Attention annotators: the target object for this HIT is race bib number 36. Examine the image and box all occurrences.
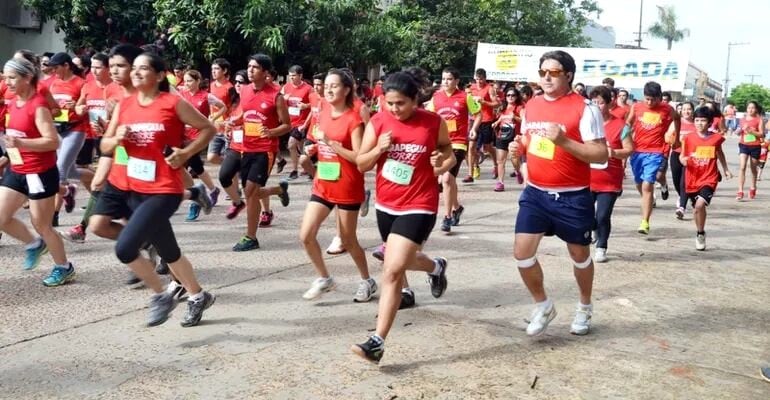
[528,135,555,160]
[382,158,414,185]
[127,157,156,182]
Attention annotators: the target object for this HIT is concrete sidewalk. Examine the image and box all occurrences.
[1,136,769,399]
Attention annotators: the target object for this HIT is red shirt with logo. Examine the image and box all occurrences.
[682,132,725,193]
[81,80,110,139]
[49,76,86,130]
[632,102,674,154]
[610,104,629,120]
[283,81,312,128]
[432,89,469,148]
[180,89,210,141]
[108,92,185,194]
[739,117,762,146]
[312,106,365,204]
[590,116,626,193]
[371,109,440,214]
[4,93,57,174]
[234,83,281,153]
[471,83,495,123]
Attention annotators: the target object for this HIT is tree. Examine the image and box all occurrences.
[727,83,770,112]
[648,5,689,50]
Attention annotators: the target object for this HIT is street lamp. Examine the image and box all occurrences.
[723,41,749,106]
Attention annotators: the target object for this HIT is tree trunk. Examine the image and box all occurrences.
[667,39,673,50]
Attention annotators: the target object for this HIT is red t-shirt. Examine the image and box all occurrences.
[590,117,625,193]
[234,83,281,153]
[49,75,86,129]
[609,104,629,120]
[682,132,725,193]
[0,81,9,133]
[108,93,185,194]
[81,80,110,139]
[39,75,56,89]
[739,117,762,146]
[471,83,495,123]
[306,91,324,142]
[180,89,210,141]
[5,93,57,174]
[432,89,469,148]
[209,80,234,133]
[632,102,674,154]
[283,81,312,128]
[371,109,440,214]
[311,106,365,204]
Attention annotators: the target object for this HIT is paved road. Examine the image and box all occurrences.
[1,136,769,399]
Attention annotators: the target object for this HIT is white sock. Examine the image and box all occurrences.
[578,302,592,310]
[55,262,72,270]
[430,259,442,276]
[189,291,205,302]
[165,281,180,294]
[536,298,553,311]
[370,334,384,346]
[25,237,43,250]
[401,287,413,294]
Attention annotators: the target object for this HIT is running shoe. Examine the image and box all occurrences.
[749,187,757,199]
[185,203,201,222]
[360,189,371,217]
[494,181,504,192]
[526,302,557,336]
[233,236,259,252]
[492,168,498,180]
[440,216,452,233]
[193,183,213,215]
[302,277,336,300]
[171,284,188,301]
[736,191,744,201]
[516,172,524,185]
[259,210,274,227]
[675,207,685,220]
[372,244,386,261]
[42,263,76,287]
[63,183,77,213]
[226,201,245,220]
[155,260,170,275]
[181,291,216,327]
[288,170,299,180]
[637,220,650,235]
[351,336,384,364]
[595,248,608,263]
[451,205,464,226]
[695,233,706,251]
[591,230,597,244]
[59,224,86,244]
[147,292,176,327]
[353,278,377,303]
[760,366,770,383]
[23,240,48,270]
[276,158,287,174]
[510,171,517,178]
[428,257,448,298]
[278,180,290,207]
[209,187,221,207]
[472,166,481,180]
[399,288,416,309]
[126,272,142,288]
[660,183,669,200]
[569,304,593,335]
[326,236,346,255]
[461,175,474,183]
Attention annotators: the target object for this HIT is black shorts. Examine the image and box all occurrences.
[376,209,436,245]
[477,122,495,145]
[92,183,133,219]
[448,149,466,177]
[186,151,205,177]
[76,138,96,166]
[495,136,513,151]
[515,185,595,246]
[739,144,761,160]
[289,127,305,141]
[240,151,275,187]
[0,166,60,200]
[310,194,361,211]
[687,186,714,206]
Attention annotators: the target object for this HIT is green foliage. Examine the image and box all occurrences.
[648,5,689,50]
[728,84,770,112]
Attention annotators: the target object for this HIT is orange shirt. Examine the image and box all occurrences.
[682,132,725,193]
[282,81,313,128]
[312,106,365,204]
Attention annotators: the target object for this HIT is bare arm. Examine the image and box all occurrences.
[324,123,363,164]
[434,119,456,176]
[265,95,292,137]
[14,107,60,151]
[356,121,388,173]
[99,103,123,154]
[611,135,635,160]
[717,147,732,178]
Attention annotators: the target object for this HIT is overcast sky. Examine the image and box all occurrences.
[593,0,767,93]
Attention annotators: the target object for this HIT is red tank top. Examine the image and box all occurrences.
[5,93,57,174]
[739,117,762,146]
[49,75,86,129]
[371,109,440,214]
[311,106,365,204]
[82,80,110,139]
[108,93,185,194]
[233,84,281,153]
[180,89,210,141]
[432,89,469,147]
[282,81,312,128]
[682,132,725,193]
[632,103,673,153]
[524,93,594,189]
[590,117,625,193]
[471,83,495,122]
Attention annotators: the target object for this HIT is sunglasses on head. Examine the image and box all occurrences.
[538,69,565,78]
[506,93,516,97]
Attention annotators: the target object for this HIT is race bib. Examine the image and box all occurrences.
[695,146,715,159]
[744,134,757,143]
[288,106,301,116]
[127,157,156,182]
[244,121,264,137]
[54,111,69,123]
[232,129,244,143]
[88,109,107,124]
[114,145,129,165]
[382,158,415,185]
[7,148,23,165]
[528,135,555,160]
[445,119,457,132]
[451,143,468,151]
[317,161,341,181]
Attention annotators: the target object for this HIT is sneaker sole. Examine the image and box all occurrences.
[326,249,347,255]
[43,271,76,287]
[350,344,381,364]
[302,282,337,300]
[760,368,770,383]
[569,326,590,335]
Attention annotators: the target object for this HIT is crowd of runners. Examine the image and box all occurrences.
[0,45,765,366]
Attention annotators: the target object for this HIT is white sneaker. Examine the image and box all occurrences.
[302,277,336,300]
[570,304,593,335]
[595,248,608,263]
[325,236,346,255]
[675,207,685,220]
[353,278,377,303]
[695,233,706,251]
[526,302,557,336]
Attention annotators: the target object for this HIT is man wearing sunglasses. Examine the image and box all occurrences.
[509,50,608,337]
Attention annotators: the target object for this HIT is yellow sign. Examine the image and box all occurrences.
[495,51,518,72]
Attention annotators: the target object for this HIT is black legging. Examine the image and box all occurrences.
[670,150,687,209]
[218,149,241,188]
[115,193,183,264]
[593,191,619,250]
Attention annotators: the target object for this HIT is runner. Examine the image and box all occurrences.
[511,51,607,337]
[589,86,633,263]
[627,81,678,235]
[463,68,498,183]
[735,101,764,200]
[351,70,454,363]
[282,65,313,180]
[228,53,291,251]
[98,52,216,326]
[679,107,732,250]
[206,58,235,165]
[218,69,248,218]
[0,57,77,286]
[298,72,325,180]
[491,87,523,192]
[671,102,696,219]
[610,89,630,120]
[299,69,376,302]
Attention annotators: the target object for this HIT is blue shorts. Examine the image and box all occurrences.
[515,185,595,246]
[630,152,665,184]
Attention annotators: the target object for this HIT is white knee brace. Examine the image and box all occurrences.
[516,255,538,268]
[573,257,593,269]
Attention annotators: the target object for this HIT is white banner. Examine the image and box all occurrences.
[475,42,689,92]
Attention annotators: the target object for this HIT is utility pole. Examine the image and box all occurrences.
[745,74,761,84]
[636,0,644,49]
[723,41,749,106]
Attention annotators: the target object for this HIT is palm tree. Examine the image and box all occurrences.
[648,5,690,50]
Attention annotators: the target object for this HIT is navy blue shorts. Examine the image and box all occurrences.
[739,144,761,160]
[515,185,595,245]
